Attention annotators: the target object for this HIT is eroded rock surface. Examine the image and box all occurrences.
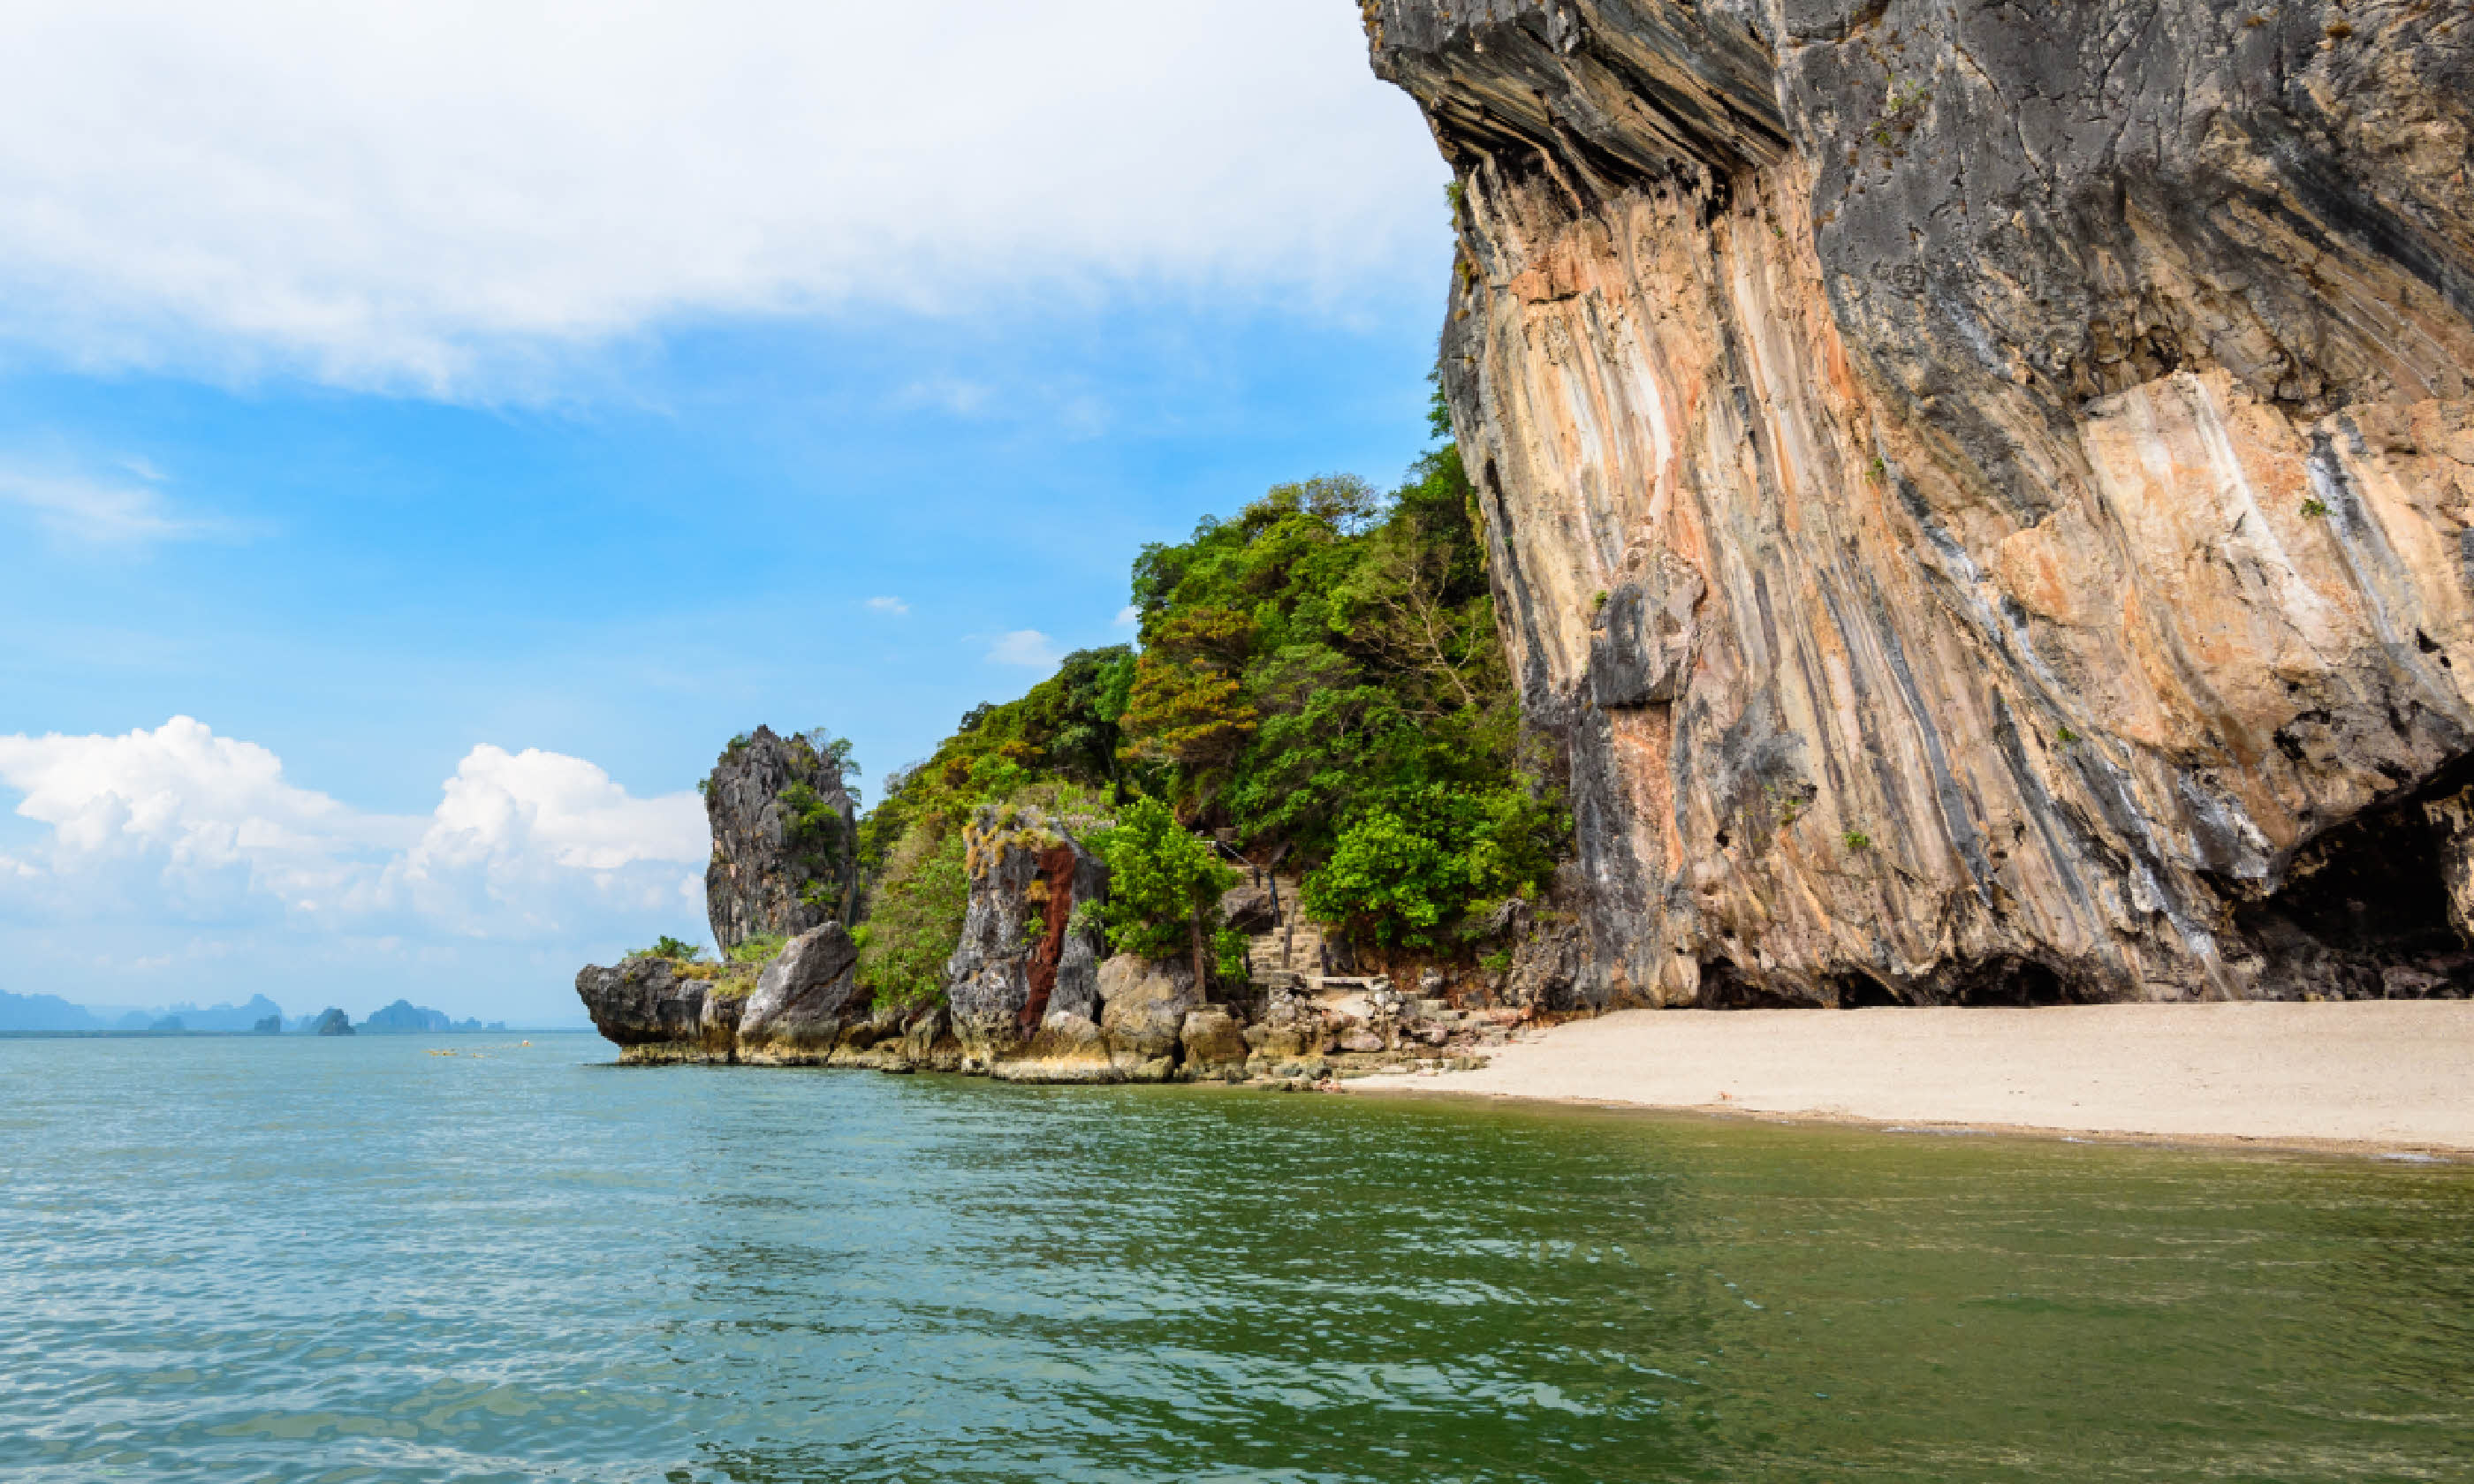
[575,957,740,1064]
[1369,0,2474,1004]
[944,805,1111,1068]
[736,924,865,1064]
[704,726,857,954]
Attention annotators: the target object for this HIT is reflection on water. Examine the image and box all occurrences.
[2,1034,2467,1482]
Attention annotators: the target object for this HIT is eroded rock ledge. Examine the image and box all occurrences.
[578,805,1523,1080]
[1371,0,2474,1004]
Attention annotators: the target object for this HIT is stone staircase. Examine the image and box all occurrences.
[1236,871,1330,989]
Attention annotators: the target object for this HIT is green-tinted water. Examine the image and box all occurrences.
[1,1034,2466,1481]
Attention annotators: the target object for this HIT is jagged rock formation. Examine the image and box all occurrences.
[944,804,1113,1071]
[309,1008,353,1036]
[736,925,868,1064]
[574,955,743,1063]
[703,726,857,954]
[1368,0,2474,1004]
[580,795,1526,1079]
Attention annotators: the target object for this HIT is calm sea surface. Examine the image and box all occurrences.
[2,1033,2468,1482]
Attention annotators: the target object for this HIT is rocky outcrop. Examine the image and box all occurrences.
[574,956,742,1064]
[310,1008,353,1036]
[735,925,867,1064]
[703,726,857,954]
[1369,0,2474,1004]
[944,804,1112,1069]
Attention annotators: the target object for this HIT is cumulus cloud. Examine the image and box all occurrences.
[0,0,1445,392]
[987,630,1066,669]
[1113,605,1140,630]
[0,717,706,939]
[866,596,909,616]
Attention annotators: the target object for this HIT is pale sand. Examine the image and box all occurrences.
[1347,1002,2474,1154]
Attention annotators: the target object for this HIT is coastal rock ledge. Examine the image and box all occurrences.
[1370,0,2474,1004]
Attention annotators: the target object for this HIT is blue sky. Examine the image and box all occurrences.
[0,0,1452,1025]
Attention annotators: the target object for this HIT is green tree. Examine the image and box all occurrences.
[854,826,971,1010]
[1095,796,1238,984]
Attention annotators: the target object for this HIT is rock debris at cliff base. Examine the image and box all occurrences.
[1368,0,2474,1005]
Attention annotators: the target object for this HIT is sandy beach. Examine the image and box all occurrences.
[1348,1001,2474,1154]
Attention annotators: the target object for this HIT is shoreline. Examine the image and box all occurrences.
[1342,1001,2474,1159]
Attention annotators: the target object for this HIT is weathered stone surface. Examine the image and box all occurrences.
[945,805,1110,1067]
[1370,0,2474,1004]
[1097,954,1200,1081]
[736,923,864,1064]
[575,957,736,1064]
[989,1011,1120,1083]
[703,725,857,955]
[1180,1006,1250,1080]
[1218,883,1279,934]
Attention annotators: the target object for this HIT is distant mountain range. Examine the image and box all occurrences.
[0,990,505,1034]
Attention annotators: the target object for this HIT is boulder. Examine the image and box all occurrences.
[1218,883,1279,934]
[1180,1006,1250,1080]
[574,957,732,1064]
[736,923,864,1064]
[1097,954,1199,1082]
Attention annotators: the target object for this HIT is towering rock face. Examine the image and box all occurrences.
[703,726,858,954]
[944,805,1112,1068]
[1370,1,2474,1004]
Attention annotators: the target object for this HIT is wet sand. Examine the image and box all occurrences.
[1348,1001,2474,1154]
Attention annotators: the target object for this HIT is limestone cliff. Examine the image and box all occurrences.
[943,804,1114,1071]
[703,726,858,953]
[1369,0,2474,1003]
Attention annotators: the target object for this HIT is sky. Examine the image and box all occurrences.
[0,0,1454,1026]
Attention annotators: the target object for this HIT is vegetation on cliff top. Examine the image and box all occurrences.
[740,378,1564,1005]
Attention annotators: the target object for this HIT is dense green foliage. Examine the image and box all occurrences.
[822,375,1563,998]
[1116,388,1564,949]
[727,934,788,965]
[1090,797,1238,962]
[853,826,970,1011]
[634,935,707,963]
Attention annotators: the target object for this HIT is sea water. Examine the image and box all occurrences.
[1,1032,2467,1482]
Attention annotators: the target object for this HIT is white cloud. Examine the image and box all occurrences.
[0,1,1446,393]
[986,630,1066,670]
[1113,605,1140,630]
[0,465,206,543]
[866,596,909,616]
[0,717,706,940]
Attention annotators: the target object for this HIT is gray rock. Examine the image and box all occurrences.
[1180,1006,1250,1080]
[1218,883,1279,934]
[944,805,1109,1067]
[1097,954,1200,1081]
[309,1008,353,1037]
[703,725,856,956]
[737,923,863,1064]
[573,957,732,1063]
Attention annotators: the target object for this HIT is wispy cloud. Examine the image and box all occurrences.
[894,379,993,418]
[0,466,208,543]
[866,595,910,616]
[986,630,1065,669]
[1113,605,1139,629]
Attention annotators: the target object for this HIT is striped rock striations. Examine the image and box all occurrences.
[1368,0,2474,1003]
